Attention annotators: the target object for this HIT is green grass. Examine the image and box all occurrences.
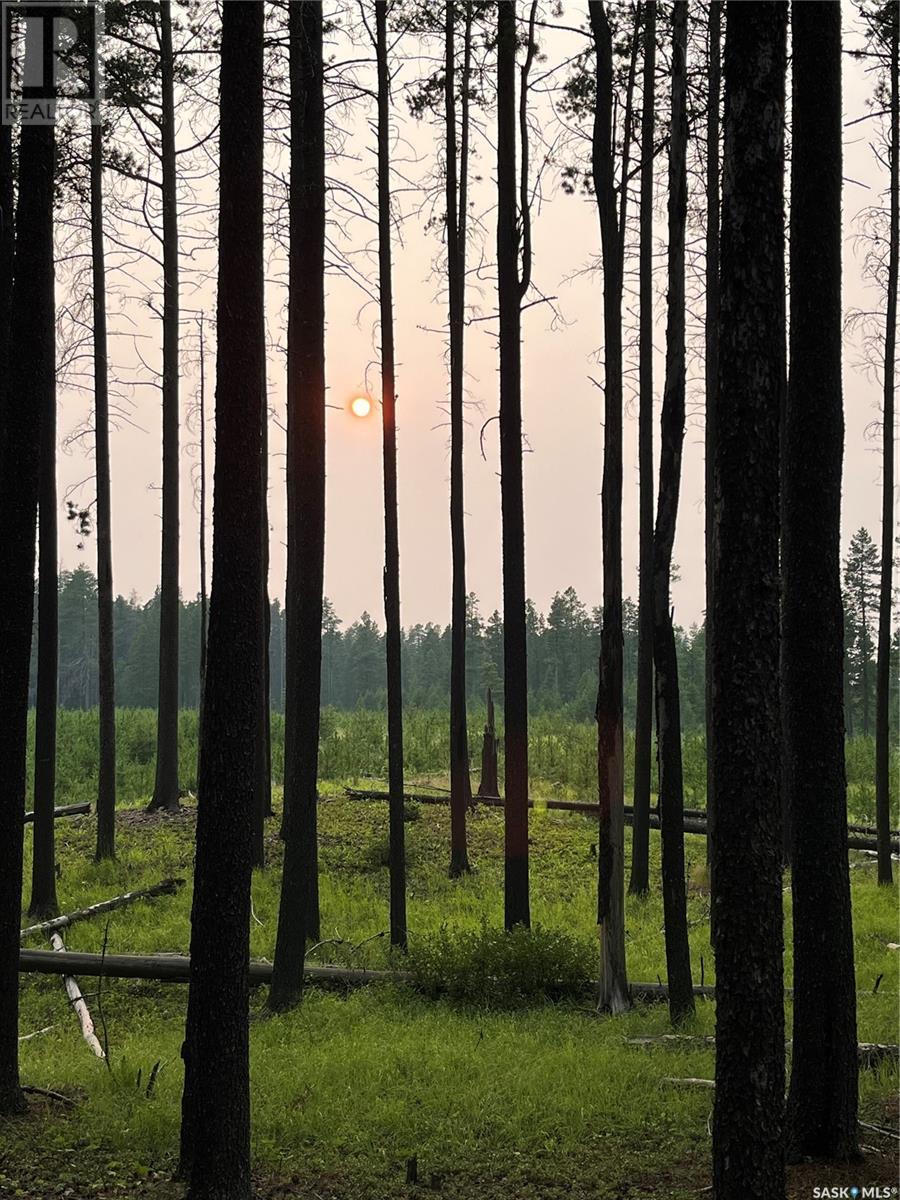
[33,707,899,826]
[10,768,900,1199]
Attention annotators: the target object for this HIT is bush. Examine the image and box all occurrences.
[406,921,595,1008]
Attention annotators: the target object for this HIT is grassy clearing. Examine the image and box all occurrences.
[9,772,899,1198]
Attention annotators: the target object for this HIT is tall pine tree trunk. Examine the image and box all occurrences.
[376,0,408,950]
[252,398,272,868]
[498,0,532,931]
[92,122,117,862]
[875,1,898,887]
[653,0,693,1025]
[711,6,787,1197]
[784,2,859,1160]
[590,0,628,1011]
[629,0,655,900]
[704,1,720,873]
[447,0,473,879]
[0,122,13,466]
[30,279,59,919]
[270,0,327,1011]
[149,0,181,813]
[178,5,264,1194]
[0,113,55,1115]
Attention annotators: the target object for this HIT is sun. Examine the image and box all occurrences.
[350,395,371,419]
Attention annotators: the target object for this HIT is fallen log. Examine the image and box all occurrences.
[18,1024,56,1042]
[23,802,90,824]
[50,933,105,1058]
[21,949,397,988]
[625,1034,898,1068]
[20,878,184,940]
[14,950,713,1002]
[344,789,898,853]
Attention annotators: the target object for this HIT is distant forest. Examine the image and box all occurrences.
[34,524,896,732]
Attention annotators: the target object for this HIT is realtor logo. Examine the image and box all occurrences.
[2,1,102,125]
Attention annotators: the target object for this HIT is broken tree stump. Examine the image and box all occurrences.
[476,688,499,799]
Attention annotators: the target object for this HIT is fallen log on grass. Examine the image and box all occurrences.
[15,949,716,1002]
[20,878,185,940]
[20,948,398,988]
[50,933,105,1058]
[345,789,898,854]
[626,1034,898,1069]
[23,802,90,824]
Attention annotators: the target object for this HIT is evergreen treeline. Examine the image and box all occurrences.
[35,525,897,733]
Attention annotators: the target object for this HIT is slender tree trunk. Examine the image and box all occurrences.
[30,196,60,918]
[498,0,532,930]
[704,0,720,874]
[178,6,263,1194]
[270,0,326,1011]
[653,0,693,1025]
[92,122,116,863]
[590,0,628,1011]
[195,316,207,791]
[0,114,55,1116]
[784,2,859,1160]
[876,1,898,886]
[629,0,655,900]
[447,0,473,878]
[711,6,787,1198]
[0,122,13,469]
[861,599,870,737]
[252,402,272,868]
[149,0,181,813]
[376,0,407,950]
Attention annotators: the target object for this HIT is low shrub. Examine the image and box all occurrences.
[406,920,595,1008]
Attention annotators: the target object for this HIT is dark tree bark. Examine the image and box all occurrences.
[177,5,264,1196]
[711,5,787,1198]
[376,0,408,950]
[447,0,474,879]
[875,0,898,887]
[653,0,693,1025]
[198,315,208,683]
[704,1,720,874]
[476,687,499,799]
[498,0,535,931]
[784,1,859,1161]
[270,0,326,1011]
[196,315,207,791]
[252,403,272,869]
[629,0,655,901]
[149,0,181,813]
[29,267,60,919]
[92,122,117,863]
[0,115,55,1116]
[590,0,634,1011]
[0,122,13,465]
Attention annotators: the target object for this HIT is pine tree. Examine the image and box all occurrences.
[177,4,264,1193]
[711,4,787,1196]
[784,1,859,1160]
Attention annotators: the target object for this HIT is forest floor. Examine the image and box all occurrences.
[7,784,900,1199]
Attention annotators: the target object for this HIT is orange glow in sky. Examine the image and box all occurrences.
[350,395,372,418]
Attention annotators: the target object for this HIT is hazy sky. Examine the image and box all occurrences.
[53,2,896,635]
